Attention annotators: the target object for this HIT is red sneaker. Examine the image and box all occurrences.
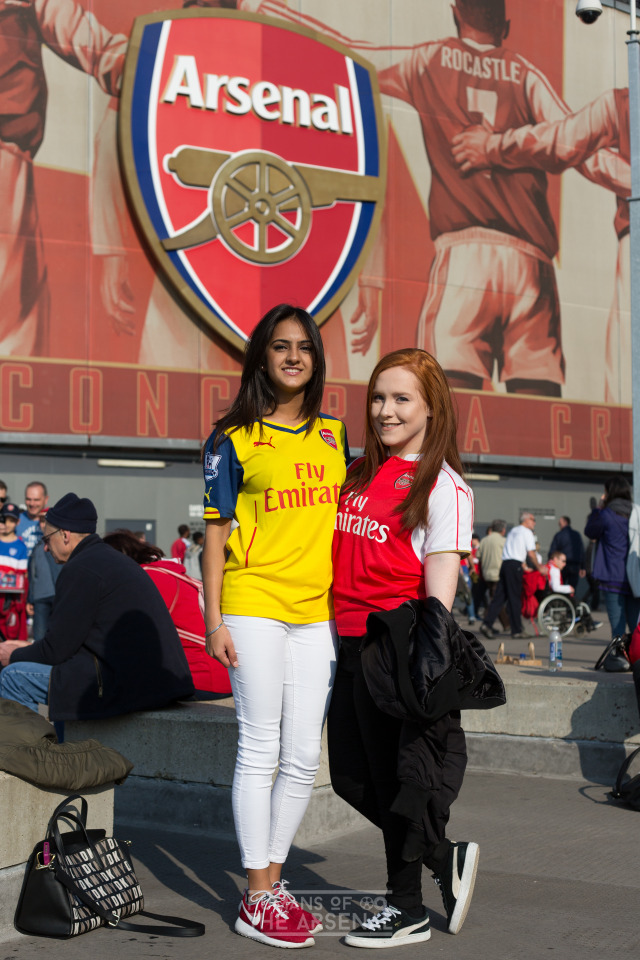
[272,880,323,934]
[235,890,315,948]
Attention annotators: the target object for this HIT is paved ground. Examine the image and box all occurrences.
[4,769,639,959]
[453,607,636,682]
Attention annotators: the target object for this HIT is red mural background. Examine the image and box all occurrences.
[0,0,631,462]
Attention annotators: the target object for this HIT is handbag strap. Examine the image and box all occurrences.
[594,636,625,670]
[53,865,205,937]
[47,795,88,836]
[612,745,640,798]
[50,810,108,872]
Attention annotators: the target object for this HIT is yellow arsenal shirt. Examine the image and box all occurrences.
[203,415,349,623]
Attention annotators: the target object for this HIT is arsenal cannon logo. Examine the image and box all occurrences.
[119,9,386,349]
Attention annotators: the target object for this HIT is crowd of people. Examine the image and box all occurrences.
[1,306,639,950]
[453,493,640,642]
[0,481,50,642]
[460,513,589,638]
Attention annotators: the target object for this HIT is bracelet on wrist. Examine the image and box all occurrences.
[205,622,224,638]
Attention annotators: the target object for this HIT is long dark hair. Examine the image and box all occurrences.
[603,475,632,507]
[103,529,164,564]
[343,349,465,530]
[212,303,325,450]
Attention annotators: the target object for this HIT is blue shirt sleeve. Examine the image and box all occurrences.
[203,430,244,519]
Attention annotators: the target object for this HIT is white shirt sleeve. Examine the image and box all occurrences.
[548,564,573,594]
[36,0,127,96]
[488,89,630,198]
[524,528,537,553]
[411,466,473,562]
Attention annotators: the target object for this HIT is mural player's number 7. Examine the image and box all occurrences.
[466,87,498,128]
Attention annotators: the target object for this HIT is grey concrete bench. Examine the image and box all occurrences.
[463,667,640,782]
[65,698,367,844]
[0,775,114,942]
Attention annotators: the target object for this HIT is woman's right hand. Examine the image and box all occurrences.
[206,622,238,668]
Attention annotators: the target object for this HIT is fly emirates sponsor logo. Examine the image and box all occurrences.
[335,493,390,544]
[264,462,341,513]
[162,56,354,134]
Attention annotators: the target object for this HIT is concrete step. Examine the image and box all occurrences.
[463,666,640,744]
[112,779,367,846]
[466,731,636,783]
[66,700,367,842]
[463,664,640,781]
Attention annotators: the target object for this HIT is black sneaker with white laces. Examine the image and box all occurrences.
[344,905,430,949]
[432,840,479,935]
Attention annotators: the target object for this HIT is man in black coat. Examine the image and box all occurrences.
[0,493,194,721]
[548,516,586,591]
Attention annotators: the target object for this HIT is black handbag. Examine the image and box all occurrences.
[594,635,631,672]
[15,794,205,939]
[609,746,640,810]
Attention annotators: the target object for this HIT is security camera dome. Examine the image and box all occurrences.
[575,0,603,24]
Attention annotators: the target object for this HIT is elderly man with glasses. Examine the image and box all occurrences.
[0,493,194,732]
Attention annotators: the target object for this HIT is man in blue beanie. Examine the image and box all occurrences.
[0,493,194,722]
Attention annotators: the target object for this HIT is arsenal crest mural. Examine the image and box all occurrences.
[0,0,633,465]
[119,9,386,348]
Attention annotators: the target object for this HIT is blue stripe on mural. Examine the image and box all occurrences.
[313,201,376,316]
[131,22,166,240]
[353,62,379,177]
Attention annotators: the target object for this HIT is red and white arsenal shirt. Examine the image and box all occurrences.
[332,456,473,636]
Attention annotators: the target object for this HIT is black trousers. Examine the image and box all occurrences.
[583,574,600,612]
[484,579,510,629]
[484,559,523,635]
[327,636,467,911]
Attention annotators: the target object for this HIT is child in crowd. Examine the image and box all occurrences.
[0,503,28,641]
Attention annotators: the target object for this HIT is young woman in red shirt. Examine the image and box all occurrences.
[330,348,478,948]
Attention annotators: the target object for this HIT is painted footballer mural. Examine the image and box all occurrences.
[0,0,633,463]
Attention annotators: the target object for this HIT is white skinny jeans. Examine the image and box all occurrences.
[224,614,338,869]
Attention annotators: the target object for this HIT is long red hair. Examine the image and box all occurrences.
[344,349,465,529]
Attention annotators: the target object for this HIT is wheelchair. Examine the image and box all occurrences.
[536,594,597,637]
